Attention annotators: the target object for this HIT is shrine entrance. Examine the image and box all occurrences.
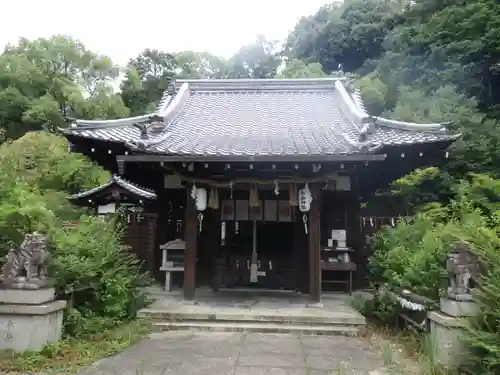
[213,189,305,291]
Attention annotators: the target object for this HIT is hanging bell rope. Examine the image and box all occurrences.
[249,183,260,207]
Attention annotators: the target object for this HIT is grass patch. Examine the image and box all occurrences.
[358,320,458,375]
[0,319,151,374]
[351,294,455,375]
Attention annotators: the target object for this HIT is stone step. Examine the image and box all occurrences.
[151,321,360,336]
[137,310,365,326]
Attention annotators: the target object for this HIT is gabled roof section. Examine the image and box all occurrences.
[68,175,157,202]
[61,78,459,157]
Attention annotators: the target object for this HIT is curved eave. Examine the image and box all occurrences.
[67,175,157,202]
[61,130,133,145]
[62,90,173,131]
[378,136,458,153]
[374,117,451,133]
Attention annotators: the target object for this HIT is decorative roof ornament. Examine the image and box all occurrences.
[147,115,167,134]
[134,122,149,140]
[358,117,377,142]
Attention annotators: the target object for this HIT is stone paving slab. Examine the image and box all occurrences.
[78,331,387,375]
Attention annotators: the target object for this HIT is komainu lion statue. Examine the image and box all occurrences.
[0,232,51,289]
[446,242,481,298]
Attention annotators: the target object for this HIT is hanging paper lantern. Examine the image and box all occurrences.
[298,183,313,213]
[195,188,207,211]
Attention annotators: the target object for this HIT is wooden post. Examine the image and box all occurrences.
[308,184,321,303]
[183,189,198,300]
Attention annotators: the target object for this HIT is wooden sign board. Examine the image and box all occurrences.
[97,203,116,214]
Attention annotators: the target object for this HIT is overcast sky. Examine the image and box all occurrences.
[1,0,330,66]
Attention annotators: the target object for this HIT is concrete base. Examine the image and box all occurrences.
[428,311,468,368]
[0,287,55,305]
[440,298,478,317]
[0,290,66,352]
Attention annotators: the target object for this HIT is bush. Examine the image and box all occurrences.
[0,183,56,254]
[0,131,109,193]
[368,213,453,302]
[365,171,500,374]
[49,216,150,337]
[446,212,500,374]
[0,132,148,338]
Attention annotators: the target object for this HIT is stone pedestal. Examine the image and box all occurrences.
[428,297,477,368]
[0,288,67,352]
[440,297,478,317]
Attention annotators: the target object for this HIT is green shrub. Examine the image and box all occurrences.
[366,171,500,374]
[368,213,452,301]
[446,212,500,374]
[0,132,148,338]
[0,132,109,193]
[48,216,150,337]
[0,183,56,254]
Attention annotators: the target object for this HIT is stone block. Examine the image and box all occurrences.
[440,298,478,317]
[0,299,66,352]
[447,290,473,301]
[0,287,55,305]
[428,311,468,368]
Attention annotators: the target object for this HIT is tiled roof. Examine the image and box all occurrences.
[61,78,458,157]
[68,175,157,201]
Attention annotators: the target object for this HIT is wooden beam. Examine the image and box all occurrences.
[183,189,198,300]
[117,154,387,163]
[308,183,322,303]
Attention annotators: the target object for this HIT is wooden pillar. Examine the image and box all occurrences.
[308,184,321,303]
[183,190,198,300]
[351,171,364,289]
[293,214,302,292]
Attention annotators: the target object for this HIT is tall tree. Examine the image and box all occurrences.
[279,59,327,78]
[285,0,402,74]
[0,36,128,139]
[120,49,176,115]
[175,51,230,79]
[229,36,282,78]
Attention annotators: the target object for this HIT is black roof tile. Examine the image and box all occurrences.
[61,78,458,157]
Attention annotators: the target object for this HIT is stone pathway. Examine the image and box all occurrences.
[79,332,387,375]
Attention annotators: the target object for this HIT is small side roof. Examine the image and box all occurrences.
[68,175,157,202]
[61,78,459,158]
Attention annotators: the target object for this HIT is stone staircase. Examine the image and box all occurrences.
[137,288,366,336]
[138,309,365,335]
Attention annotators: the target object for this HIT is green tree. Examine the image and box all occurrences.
[285,0,403,74]
[175,51,230,79]
[279,59,327,78]
[0,36,128,139]
[120,49,176,115]
[229,35,282,78]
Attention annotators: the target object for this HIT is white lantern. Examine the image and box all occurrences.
[195,188,207,211]
[298,183,312,213]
